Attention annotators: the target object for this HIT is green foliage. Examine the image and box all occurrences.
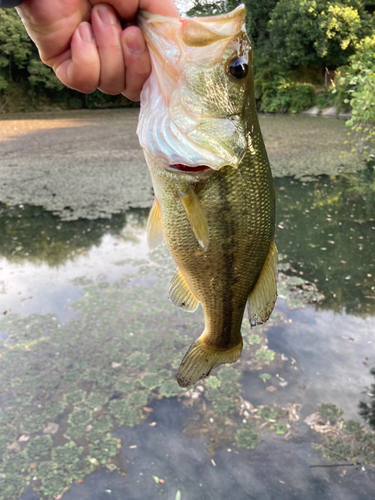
[0,10,33,72]
[27,60,64,91]
[243,0,279,45]
[268,0,373,70]
[260,79,316,113]
[27,435,53,460]
[254,48,317,113]
[342,419,364,435]
[0,473,27,500]
[334,36,375,160]
[274,422,288,434]
[35,462,71,498]
[359,367,375,429]
[187,0,227,16]
[318,403,344,421]
[0,10,134,112]
[255,348,276,361]
[258,406,277,420]
[235,422,261,449]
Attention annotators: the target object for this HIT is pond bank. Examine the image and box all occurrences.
[0,109,365,221]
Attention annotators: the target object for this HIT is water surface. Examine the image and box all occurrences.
[0,173,374,500]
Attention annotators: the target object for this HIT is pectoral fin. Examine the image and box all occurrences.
[247,241,278,327]
[179,186,209,251]
[147,198,164,252]
[169,269,199,312]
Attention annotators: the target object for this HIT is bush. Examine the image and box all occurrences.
[0,9,134,113]
[268,0,374,70]
[257,76,316,113]
[334,36,375,160]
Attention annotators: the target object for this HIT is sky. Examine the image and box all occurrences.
[174,0,195,15]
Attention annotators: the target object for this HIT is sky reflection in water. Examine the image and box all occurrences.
[0,174,374,500]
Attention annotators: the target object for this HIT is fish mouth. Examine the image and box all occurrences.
[166,164,213,174]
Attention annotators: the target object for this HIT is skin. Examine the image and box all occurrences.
[16,0,179,100]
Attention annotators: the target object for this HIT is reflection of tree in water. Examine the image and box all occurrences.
[0,204,149,267]
[359,367,375,430]
[1,170,374,315]
[275,170,375,317]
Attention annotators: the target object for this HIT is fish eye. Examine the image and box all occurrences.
[228,57,248,80]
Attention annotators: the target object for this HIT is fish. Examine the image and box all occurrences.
[137,4,277,388]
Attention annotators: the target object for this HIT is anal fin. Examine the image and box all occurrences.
[177,338,243,388]
[169,269,199,312]
[147,198,164,252]
[247,241,278,327]
[179,186,209,251]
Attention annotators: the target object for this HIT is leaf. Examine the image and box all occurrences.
[175,490,182,500]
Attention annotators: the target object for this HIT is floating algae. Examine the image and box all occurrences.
[305,404,375,466]
[0,174,374,498]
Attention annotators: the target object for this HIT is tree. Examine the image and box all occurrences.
[187,0,227,16]
[0,9,34,88]
[268,0,374,70]
[334,35,375,160]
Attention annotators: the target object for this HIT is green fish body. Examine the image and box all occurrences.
[137,6,277,387]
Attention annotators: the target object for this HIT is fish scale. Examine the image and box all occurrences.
[137,5,277,387]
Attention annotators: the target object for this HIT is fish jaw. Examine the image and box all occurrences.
[137,6,254,174]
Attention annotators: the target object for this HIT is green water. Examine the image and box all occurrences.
[0,172,374,500]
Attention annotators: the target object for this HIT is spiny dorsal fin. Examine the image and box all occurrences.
[247,241,278,327]
[169,269,199,312]
[147,198,164,252]
[177,338,243,388]
[179,186,209,251]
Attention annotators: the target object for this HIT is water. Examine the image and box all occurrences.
[0,173,374,500]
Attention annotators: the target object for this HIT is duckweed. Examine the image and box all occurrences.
[0,214,336,499]
[27,435,53,461]
[88,436,120,464]
[255,349,276,362]
[258,406,277,421]
[35,462,71,498]
[235,423,261,450]
[86,392,110,409]
[109,399,143,427]
[318,403,344,421]
[51,442,83,469]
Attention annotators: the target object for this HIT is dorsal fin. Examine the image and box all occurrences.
[247,241,278,327]
[147,198,164,252]
[169,269,199,312]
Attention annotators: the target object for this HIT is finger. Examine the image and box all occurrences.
[17,1,92,64]
[121,26,151,101]
[89,0,179,21]
[91,4,125,94]
[53,22,100,93]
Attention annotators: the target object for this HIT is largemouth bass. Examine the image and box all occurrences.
[137,5,277,387]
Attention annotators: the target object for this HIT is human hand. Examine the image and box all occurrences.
[16,0,179,100]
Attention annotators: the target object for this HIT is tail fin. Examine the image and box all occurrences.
[176,338,243,388]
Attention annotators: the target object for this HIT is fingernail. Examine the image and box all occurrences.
[79,23,94,42]
[97,5,117,25]
[126,33,146,54]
